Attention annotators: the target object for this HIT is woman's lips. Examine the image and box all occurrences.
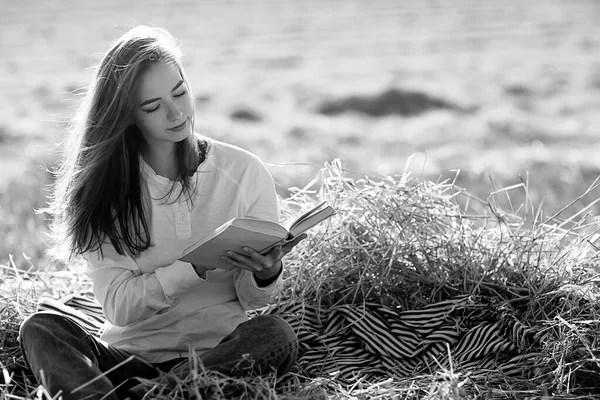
[168,119,187,131]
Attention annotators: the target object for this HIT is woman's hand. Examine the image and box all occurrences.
[221,233,308,281]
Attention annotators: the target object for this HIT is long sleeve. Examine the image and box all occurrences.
[233,268,282,311]
[233,166,282,310]
[85,244,202,327]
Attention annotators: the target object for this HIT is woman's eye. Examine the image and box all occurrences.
[143,105,160,113]
[174,90,187,98]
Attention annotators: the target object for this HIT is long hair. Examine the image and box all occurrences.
[46,26,202,260]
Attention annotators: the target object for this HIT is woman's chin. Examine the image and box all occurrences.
[172,126,192,142]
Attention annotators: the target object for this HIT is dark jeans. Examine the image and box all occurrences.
[19,312,298,400]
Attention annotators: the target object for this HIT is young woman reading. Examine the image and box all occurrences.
[19,25,304,400]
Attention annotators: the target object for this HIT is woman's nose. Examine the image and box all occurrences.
[166,102,183,121]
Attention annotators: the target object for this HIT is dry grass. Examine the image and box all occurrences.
[2,160,600,399]
[0,163,53,271]
[274,161,600,397]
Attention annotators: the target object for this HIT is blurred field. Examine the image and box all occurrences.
[1,0,600,268]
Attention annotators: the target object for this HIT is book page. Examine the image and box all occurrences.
[287,202,335,237]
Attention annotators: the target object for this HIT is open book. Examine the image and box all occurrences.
[179,201,336,270]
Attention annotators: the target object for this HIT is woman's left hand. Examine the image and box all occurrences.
[221,233,308,280]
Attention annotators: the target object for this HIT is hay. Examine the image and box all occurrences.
[276,161,592,308]
[273,159,600,396]
[2,159,600,398]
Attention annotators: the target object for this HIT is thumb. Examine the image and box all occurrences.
[283,233,308,251]
[294,233,308,244]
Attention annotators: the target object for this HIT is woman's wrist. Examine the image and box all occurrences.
[254,261,283,287]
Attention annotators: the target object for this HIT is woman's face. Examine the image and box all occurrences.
[133,60,194,152]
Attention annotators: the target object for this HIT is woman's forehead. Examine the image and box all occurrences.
[136,61,182,100]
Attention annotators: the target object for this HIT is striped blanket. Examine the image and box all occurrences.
[37,294,542,385]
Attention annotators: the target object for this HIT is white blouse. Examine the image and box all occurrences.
[83,137,281,363]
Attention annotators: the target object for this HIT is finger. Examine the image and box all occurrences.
[253,246,285,270]
[241,247,284,273]
[293,233,308,244]
[241,246,269,264]
[268,245,285,262]
[225,249,281,273]
[282,233,308,253]
[221,255,249,271]
[222,251,264,271]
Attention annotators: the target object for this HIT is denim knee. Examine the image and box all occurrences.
[17,312,89,374]
[19,312,80,344]
[250,314,297,345]
[18,313,122,400]
[251,314,299,373]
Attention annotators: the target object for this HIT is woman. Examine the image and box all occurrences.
[19,25,303,400]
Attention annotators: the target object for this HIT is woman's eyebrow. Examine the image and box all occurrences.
[140,80,185,107]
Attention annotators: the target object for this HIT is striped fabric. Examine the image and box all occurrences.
[271,297,544,383]
[37,294,106,338]
[36,294,543,384]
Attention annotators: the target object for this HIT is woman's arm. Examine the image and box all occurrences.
[85,245,202,327]
[231,234,306,310]
[230,171,287,310]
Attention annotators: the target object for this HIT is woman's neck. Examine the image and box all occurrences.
[142,145,179,181]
